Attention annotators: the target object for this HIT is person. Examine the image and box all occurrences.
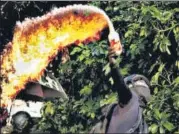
[90,45,151,133]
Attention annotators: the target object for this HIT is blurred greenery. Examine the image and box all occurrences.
[0,1,179,133]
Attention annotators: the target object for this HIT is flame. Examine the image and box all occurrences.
[0,5,109,107]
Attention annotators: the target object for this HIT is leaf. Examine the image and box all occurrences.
[150,6,161,20]
[80,84,93,95]
[78,54,85,61]
[166,47,171,55]
[173,26,179,41]
[140,27,147,37]
[61,115,66,120]
[161,11,172,23]
[154,109,161,120]
[175,61,179,69]
[84,59,94,65]
[159,36,171,54]
[159,127,165,133]
[124,30,133,38]
[109,77,114,85]
[158,64,165,72]
[151,72,160,84]
[162,113,170,120]
[100,93,117,107]
[149,124,158,133]
[91,113,95,119]
[103,63,111,76]
[45,102,54,116]
[70,47,82,55]
[154,87,158,94]
[173,77,179,88]
[163,121,175,131]
[141,6,149,15]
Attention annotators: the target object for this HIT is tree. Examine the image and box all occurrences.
[0,1,178,133]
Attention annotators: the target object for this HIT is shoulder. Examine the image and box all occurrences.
[119,90,139,110]
[89,103,118,133]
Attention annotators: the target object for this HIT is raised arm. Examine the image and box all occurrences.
[108,47,132,106]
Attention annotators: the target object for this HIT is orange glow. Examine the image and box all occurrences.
[0,8,108,107]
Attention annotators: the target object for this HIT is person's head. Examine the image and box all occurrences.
[124,74,151,104]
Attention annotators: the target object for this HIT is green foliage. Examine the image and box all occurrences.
[36,1,179,133]
[145,67,179,133]
[37,40,120,133]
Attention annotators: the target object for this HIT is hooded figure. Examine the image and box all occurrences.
[90,46,151,133]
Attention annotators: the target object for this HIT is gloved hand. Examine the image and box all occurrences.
[108,45,123,65]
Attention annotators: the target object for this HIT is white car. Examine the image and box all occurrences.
[2,73,68,133]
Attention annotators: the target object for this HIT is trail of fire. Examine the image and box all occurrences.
[0,5,107,107]
[0,5,121,107]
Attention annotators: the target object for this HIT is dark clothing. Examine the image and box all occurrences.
[110,63,132,106]
[90,64,149,133]
[90,102,148,133]
[107,91,139,133]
